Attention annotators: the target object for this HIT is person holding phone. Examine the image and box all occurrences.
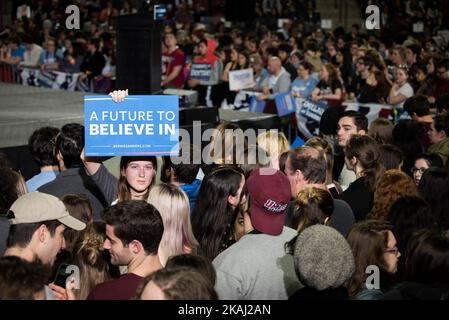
[3,192,86,300]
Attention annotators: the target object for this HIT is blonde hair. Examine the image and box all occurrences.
[71,223,118,300]
[208,122,246,165]
[256,130,290,169]
[147,183,199,265]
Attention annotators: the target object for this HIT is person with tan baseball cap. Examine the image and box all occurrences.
[4,192,86,264]
[3,192,86,299]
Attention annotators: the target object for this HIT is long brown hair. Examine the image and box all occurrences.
[345,135,385,192]
[346,220,393,297]
[117,156,157,201]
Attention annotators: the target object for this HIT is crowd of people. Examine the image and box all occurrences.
[1,88,449,300]
[1,0,449,301]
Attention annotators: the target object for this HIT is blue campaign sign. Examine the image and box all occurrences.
[190,63,212,81]
[274,92,296,116]
[84,95,179,156]
[296,99,329,138]
[248,95,266,113]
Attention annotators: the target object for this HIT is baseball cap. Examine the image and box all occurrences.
[249,53,263,66]
[8,192,86,231]
[247,168,291,235]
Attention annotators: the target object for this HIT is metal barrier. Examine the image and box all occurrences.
[0,63,20,84]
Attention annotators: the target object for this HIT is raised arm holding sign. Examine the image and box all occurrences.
[84,91,179,157]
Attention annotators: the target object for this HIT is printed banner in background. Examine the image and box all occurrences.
[248,96,266,113]
[296,98,329,138]
[189,63,212,81]
[343,102,393,124]
[229,68,254,91]
[274,92,296,117]
[84,95,179,156]
[20,68,82,91]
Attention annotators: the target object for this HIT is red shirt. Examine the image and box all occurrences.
[87,273,143,300]
[162,48,186,88]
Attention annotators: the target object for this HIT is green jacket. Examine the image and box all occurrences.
[428,137,449,166]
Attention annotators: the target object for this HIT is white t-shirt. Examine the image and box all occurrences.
[393,83,414,109]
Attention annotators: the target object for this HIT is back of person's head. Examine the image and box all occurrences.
[171,143,200,184]
[305,137,335,185]
[379,144,404,170]
[345,135,384,191]
[368,118,394,145]
[388,196,437,257]
[0,167,27,215]
[369,169,418,221]
[55,123,84,169]
[165,254,216,286]
[0,152,10,168]
[339,111,368,132]
[293,225,355,291]
[147,183,199,265]
[433,113,449,137]
[279,150,289,174]
[61,194,93,224]
[346,220,394,297]
[418,168,449,231]
[0,256,50,300]
[287,146,327,185]
[266,46,279,58]
[319,106,343,136]
[28,126,60,168]
[393,119,425,173]
[71,221,120,299]
[405,230,449,285]
[101,201,164,255]
[191,166,244,260]
[404,95,430,118]
[208,122,245,165]
[436,93,449,114]
[61,194,93,252]
[256,130,290,168]
[136,267,218,300]
[237,144,270,178]
[290,187,334,231]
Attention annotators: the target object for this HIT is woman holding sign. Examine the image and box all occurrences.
[82,90,157,204]
[82,153,157,205]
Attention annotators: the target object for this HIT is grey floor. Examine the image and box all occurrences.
[0,83,88,148]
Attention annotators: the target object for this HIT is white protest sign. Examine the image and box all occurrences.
[321,19,333,29]
[229,68,254,91]
[413,22,424,33]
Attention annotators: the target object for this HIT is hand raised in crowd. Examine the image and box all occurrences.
[109,89,128,102]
